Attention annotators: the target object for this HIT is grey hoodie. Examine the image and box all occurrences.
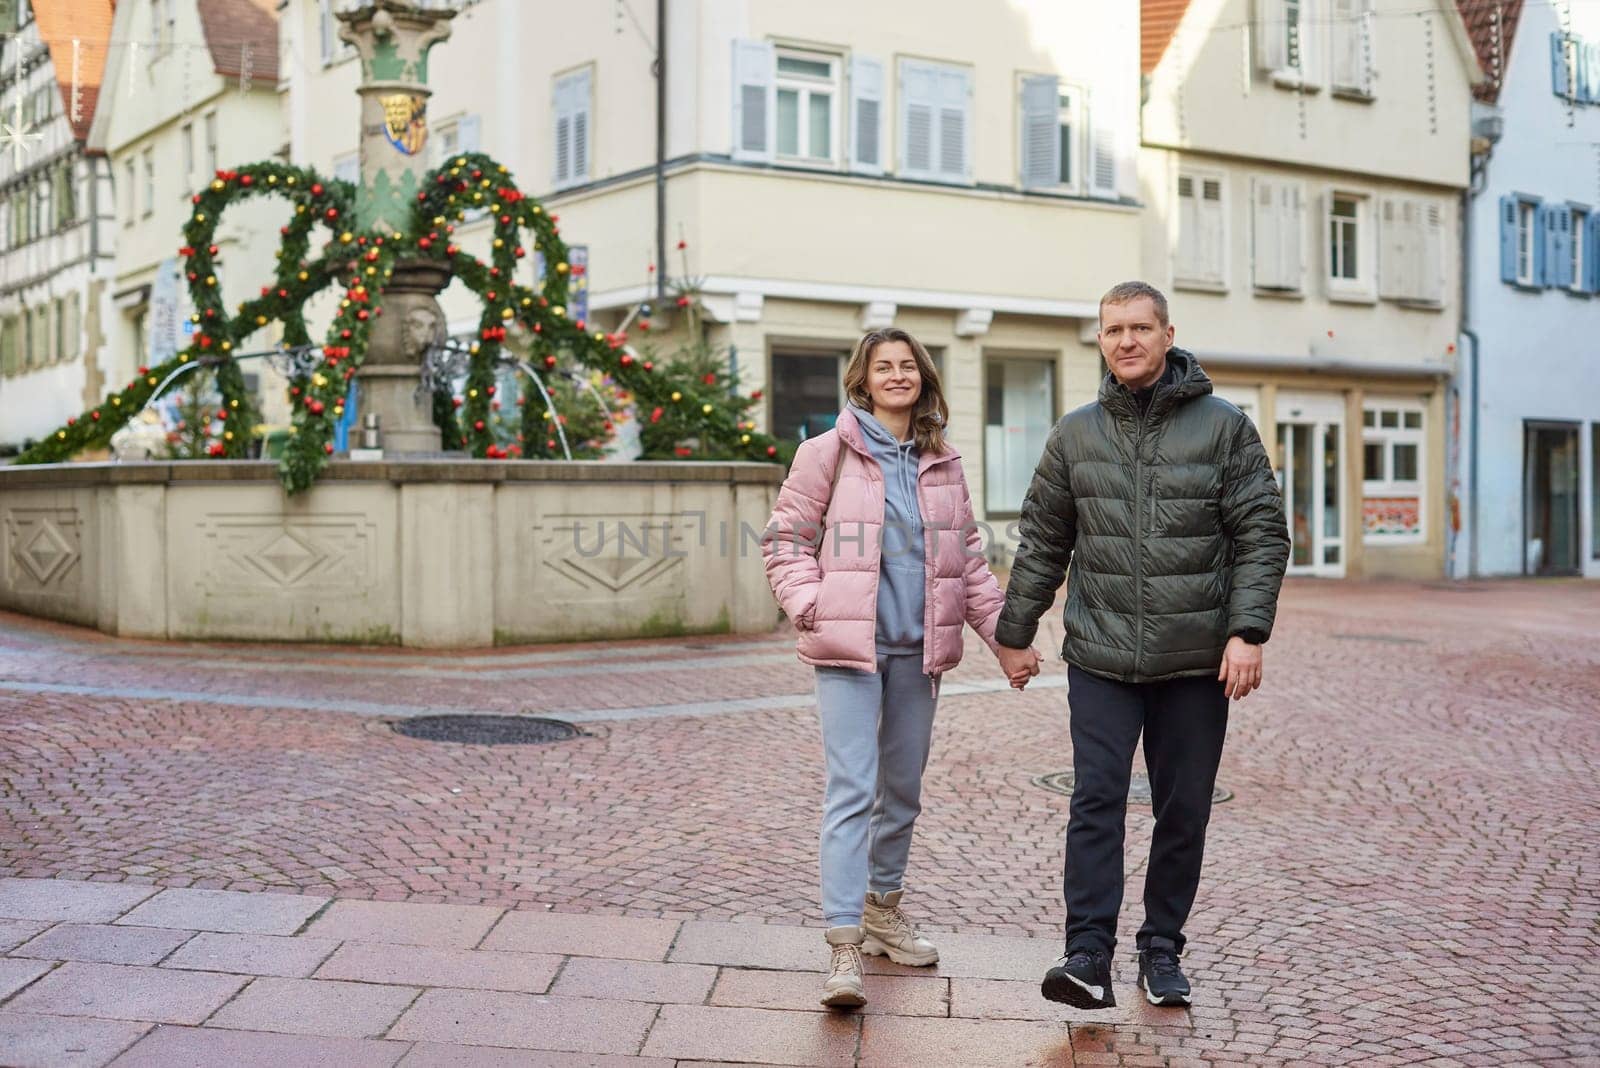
[848,404,925,653]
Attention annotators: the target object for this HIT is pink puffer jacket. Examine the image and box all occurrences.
[762,407,1006,677]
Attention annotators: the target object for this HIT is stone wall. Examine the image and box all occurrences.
[0,461,784,647]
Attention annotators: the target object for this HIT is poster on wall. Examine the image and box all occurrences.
[1363,496,1421,537]
[146,258,183,364]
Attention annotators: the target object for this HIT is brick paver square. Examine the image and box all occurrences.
[667,920,827,972]
[711,966,949,1017]
[920,931,1058,982]
[642,1004,860,1066]
[387,989,656,1054]
[117,887,326,936]
[0,919,51,953]
[479,910,679,961]
[314,942,561,994]
[0,958,53,1000]
[548,957,717,1004]
[163,931,340,978]
[857,1015,1077,1067]
[396,1045,675,1067]
[108,1024,408,1067]
[12,923,193,966]
[0,879,154,924]
[205,976,419,1039]
[949,977,1082,1022]
[6,962,247,1024]
[303,900,502,948]
[0,1010,151,1068]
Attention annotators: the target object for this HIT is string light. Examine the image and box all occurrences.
[1423,11,1437,136]
[70,38,83,126]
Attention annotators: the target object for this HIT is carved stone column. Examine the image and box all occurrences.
[336,1,457,455]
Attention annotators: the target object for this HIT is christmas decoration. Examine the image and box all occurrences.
[20,154,782,490]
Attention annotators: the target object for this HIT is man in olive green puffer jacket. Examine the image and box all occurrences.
[995,281,1288,1012]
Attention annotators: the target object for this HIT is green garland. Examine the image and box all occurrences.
[20,154,781,491]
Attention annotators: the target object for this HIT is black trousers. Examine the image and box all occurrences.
[1063,665,1229,957]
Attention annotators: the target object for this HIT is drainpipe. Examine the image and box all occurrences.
[655,0,666,302]
[1463,111,1501,579]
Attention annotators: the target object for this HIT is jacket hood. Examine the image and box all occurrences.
[846,403,911,449]
[1098,347,1213,421]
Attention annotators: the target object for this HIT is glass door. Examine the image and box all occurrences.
[1524,422,1581,576]
[1275,410,1345,578]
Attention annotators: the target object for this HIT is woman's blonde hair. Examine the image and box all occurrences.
[842,327,949,455]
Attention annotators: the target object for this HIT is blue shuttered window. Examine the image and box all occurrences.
[1499,196,1519,284]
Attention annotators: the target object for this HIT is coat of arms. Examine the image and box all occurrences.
[381,93,428,156]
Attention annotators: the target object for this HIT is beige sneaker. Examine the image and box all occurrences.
[820,925,866,1008]
[862,889,939,966]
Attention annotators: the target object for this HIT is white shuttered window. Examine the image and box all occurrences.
[1331,0,1375,96]
[1250,176,1305,292]
[1378,196,1445,304]
[732,40,776,162]
[899,59,971,184]
[850,55,886,175]
[1175,172,1226,286]
[553,68,593,189]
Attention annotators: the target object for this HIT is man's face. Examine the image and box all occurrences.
[1097,297,1174,391]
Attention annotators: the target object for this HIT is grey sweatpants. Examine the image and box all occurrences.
[815,653,939,927]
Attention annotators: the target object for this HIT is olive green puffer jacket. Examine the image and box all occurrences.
[995,349,1289,683]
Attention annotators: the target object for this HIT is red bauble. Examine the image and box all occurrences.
[325,443,334,454]
[310,183,324,196]
[766,445,778,457]
[91,411,101,421]
[543,355,556,368]
[452,397,463,408]
[474,420,486,431]
[240,174,253,187]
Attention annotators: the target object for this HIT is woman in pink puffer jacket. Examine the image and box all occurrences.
[762,327,1041,1010]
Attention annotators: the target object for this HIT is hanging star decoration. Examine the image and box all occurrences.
[3,47,42,167]
[1,109,41,168]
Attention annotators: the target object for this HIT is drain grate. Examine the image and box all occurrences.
[1330,632,1427,646]
[1032,770,1232,805]
[392,715,581,745]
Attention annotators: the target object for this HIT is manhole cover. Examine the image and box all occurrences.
[392,715,581,745]
[1032,771,1232,805]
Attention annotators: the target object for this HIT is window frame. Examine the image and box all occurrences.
[1361,400,1427,544]
[204,111,219,177]
[982,352,1060,520]
[773,48,842,168]
[1515,198,1538,287]
[1568,203,1590,295]
[1174,168,1229,291]
[142,147,155,217]
[1325,187,1375,301]
[1264,0,1323,91]
[181,122,194,195]
[123,158,136,225]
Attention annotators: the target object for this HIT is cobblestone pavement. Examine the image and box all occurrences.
[0,580,1596,1065]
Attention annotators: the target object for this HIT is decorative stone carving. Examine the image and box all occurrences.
[4,510,82,590]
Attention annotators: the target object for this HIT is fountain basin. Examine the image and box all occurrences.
[0,460,783,647]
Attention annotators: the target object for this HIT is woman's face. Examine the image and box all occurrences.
[866,340,922,416]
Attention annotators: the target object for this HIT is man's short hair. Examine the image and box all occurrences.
[1099,281,1169,327]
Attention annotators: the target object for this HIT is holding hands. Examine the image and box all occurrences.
[997,645,1043,690]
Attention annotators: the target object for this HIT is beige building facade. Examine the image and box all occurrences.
[279,0,1143,544]
[1141,0,1482,579]
[88,0,285,428]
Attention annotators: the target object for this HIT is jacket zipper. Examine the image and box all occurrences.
[1133,404,1148,678]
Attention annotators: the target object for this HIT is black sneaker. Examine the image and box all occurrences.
[1137,937,1191,1006]
[1041,946,1115,1009]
